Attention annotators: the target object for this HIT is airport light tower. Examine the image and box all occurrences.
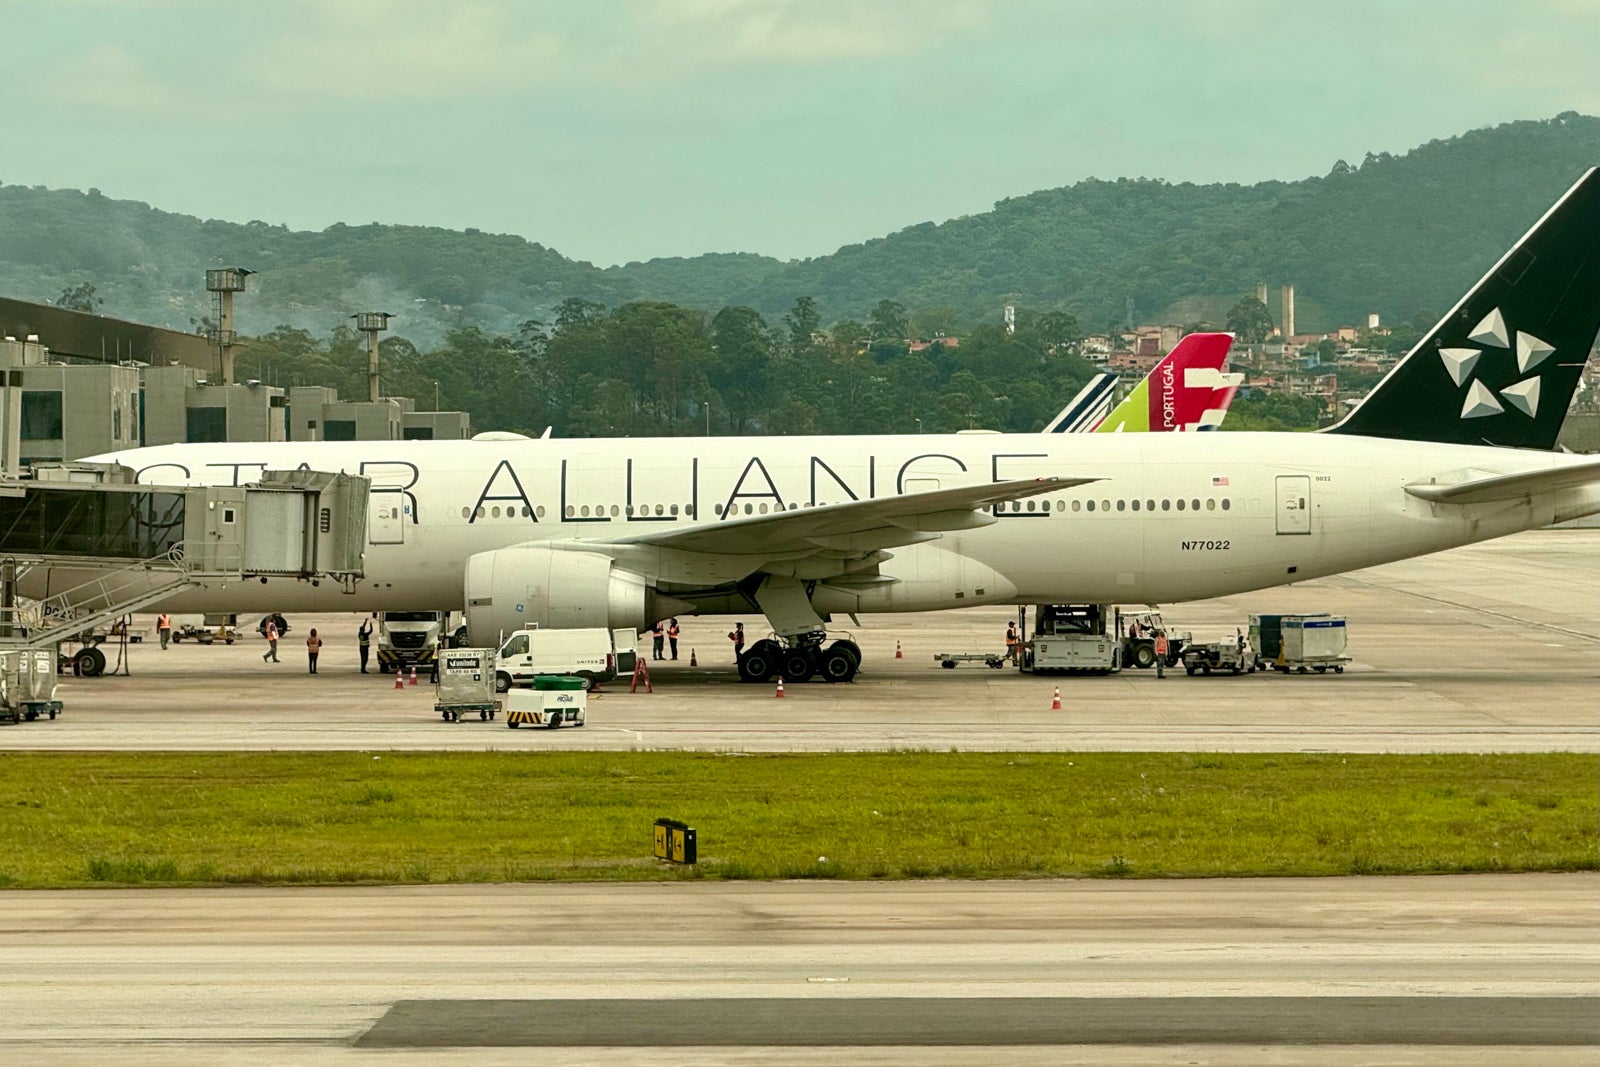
[353,312,393,402]
[205,267,252,385]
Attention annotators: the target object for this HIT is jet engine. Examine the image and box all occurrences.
[463,545,676,642]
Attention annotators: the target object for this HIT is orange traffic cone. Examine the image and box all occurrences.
[408,666,418,686]
[393,672,404,690]
[1050,687,1062,711]
[895,640,903,659]
[775,677,786,698]
[689,648,697,667]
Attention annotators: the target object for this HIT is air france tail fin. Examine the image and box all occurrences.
[1327,167,1600,449]
[1095,332,1235,433]
[1043,374,1119,433]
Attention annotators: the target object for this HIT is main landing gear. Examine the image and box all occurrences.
[738,632,861,684]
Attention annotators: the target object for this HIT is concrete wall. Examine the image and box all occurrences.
[17,363,141,461]
[401,411,472,440]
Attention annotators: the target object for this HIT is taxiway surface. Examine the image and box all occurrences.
[5,531,1596,753]
[2,873,1595,1065]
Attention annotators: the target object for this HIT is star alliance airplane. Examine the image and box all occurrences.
[71,168,1600,683]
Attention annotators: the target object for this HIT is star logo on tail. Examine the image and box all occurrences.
[1440,308,1553,420]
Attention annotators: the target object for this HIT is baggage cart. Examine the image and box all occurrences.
[1249,613,1350,674]
[933,652,1008,669]
[433,648,498,722]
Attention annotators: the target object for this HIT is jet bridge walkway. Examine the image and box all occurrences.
[0,464,369,680]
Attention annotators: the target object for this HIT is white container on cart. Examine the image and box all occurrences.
[504,687,588,729]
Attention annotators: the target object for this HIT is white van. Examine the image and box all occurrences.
[494,628,616,692]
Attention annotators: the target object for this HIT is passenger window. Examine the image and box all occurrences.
[1131,499,1140,511]
[671,504,679,515]
[580,505,590,517]
[536,506,546,518]
[714,504,724,516]
[1101,500,1110,512]
[1221,499,1231,511]
[1176,499,1186,511]
[1055,500,1064,512]
[1147,499,1155,511]
[1206,499,1216,511]
[1193,499,1201,511]
[1072,500,1081,512]
[461,506,470,519]
[1116,500,1125,512]
[1161,500,1170,511]
[1086,500,1096,512]
[492,506,501,518]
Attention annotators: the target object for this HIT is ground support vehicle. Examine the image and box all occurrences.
[0,649,62,723]
[1250,614,1350,674]
[495,628,616,692]
[1120,610,1188,669]
[434,648,497,722]
[1181,640,1253,675]
[1021,604,1120,674]
[169,613,235,644]
[933,651,1007,669]
[377,610,449,674]
[504,678,588,729]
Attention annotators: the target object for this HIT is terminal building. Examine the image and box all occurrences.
[0,297,471,463]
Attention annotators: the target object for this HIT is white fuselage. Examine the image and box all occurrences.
[83,432,1600,617]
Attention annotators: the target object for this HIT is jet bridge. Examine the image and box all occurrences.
[0,464,369,680]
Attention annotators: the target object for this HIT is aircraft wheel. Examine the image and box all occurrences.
[780,650,815,683]
[819,645,859,683]
[738,642,780,683]
[74,646,106,678]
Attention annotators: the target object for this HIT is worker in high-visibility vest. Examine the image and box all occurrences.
[157,613,172,650]
[667,618,681,660]
[652,620,666,661]
[1154,632,1168,678]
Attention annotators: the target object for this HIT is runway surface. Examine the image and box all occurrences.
[3,873,1595,1064]
[5,531,1596,753]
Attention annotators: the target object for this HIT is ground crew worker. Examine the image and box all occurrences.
[667,618,681,660]
[1005,620,1020,665]
[262,619,280,663]
[1154,631,1168,678]
[358,614,374,673]
[157,613,172,650]
[306,628,323,674]
[729,621,745,661]
[652,620,666,660]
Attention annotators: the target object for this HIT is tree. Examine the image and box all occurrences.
[1224,296,1275,344]
[783,296,820,356]
[868,300,909,343]
[55,282,100,313]
[1033,310,1081,353]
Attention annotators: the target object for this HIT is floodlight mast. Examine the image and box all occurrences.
[204,268,252,385]
[353,312,394,402]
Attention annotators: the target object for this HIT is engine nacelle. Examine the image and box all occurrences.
[464,545,655,642]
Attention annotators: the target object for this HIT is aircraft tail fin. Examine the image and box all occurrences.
[1095,332,1235,433]
[1043,374,1119,433]
[1327,167,1600,450]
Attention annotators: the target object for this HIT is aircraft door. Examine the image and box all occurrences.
[368,490,406,545]
[1275,475,1311,535]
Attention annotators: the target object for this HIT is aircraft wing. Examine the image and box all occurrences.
[1404,459,1600,504]
[607,476,1094,556]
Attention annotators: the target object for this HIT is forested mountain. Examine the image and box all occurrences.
[0,114,1593,347]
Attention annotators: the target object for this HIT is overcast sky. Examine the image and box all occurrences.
[2,0,1596,266]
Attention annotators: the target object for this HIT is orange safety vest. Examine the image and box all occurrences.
[306,635,322,652]
[667,623,680,639]
[1154,634,1168,656]
[158,614,171,630]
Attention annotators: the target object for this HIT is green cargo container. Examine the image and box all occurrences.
[532,675,588,691]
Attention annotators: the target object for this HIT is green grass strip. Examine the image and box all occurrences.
[0,751,1594,887]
